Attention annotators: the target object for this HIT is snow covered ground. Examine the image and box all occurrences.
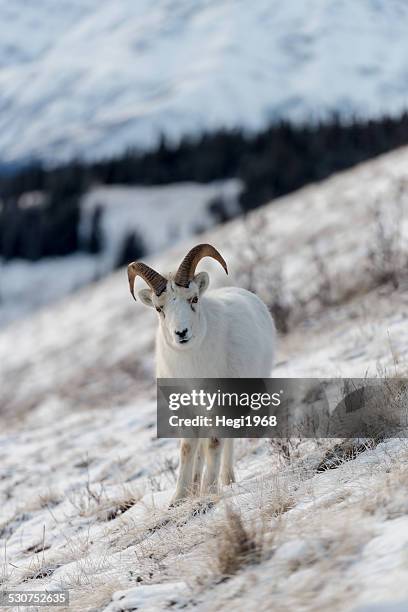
[1,148,408,611]
[0,179,240,328]
[1,0,408,164]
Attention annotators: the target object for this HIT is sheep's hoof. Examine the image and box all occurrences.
[191,500,215,516]
[222,471,236,486]
[147,517,171,533]
[169,497,187,509]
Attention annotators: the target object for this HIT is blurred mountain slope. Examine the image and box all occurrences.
[1,0,408,163]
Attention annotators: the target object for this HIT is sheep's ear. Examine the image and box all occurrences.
[138,288,155,308]
[194,271,209,296]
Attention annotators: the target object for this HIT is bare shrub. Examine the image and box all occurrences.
[22,562,61,582]
[310,248,336,308]
[146,456,178,495]
[231,214,292,333]
[368,181,408,289]
[230,177,408,337]
[316,439,377,473]
[67,477,140,522]
[269,438,304,464]
[230,213,364,335]
[67,480,105,517]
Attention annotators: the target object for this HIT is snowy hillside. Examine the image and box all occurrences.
[81,180,240,265]
[2,0,408,163]
[0,179,240,327]
[1,148,408,611]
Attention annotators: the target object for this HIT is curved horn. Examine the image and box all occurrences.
[174,243,228,288]
[127,262,167,301]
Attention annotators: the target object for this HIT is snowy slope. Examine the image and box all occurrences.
[1,148,408,611]
[0,179,240,327]
[81,180,240,265]
[1,0,408,164]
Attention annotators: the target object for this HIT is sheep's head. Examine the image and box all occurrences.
[127,244,228,350]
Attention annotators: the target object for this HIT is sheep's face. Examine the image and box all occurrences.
[138,271,209,350]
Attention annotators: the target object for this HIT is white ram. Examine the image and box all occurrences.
[128,244,276,504]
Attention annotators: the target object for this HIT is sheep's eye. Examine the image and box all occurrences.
[156,307,162,313]
[191,296,198,304]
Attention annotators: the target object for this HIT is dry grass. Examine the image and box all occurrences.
[211,505,265,580]
[59,578,123,612]
[261,492,295,520]
[2,439,407,611]
[362,463,408,519]
[67,482,141,522]
[190,474,379,611]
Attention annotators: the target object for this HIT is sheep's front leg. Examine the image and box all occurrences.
[202,437,225,495]
[170,438,200,505]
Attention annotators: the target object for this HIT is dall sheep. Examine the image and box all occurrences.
[128,243,276,504]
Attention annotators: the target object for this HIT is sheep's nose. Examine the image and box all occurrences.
[175,328,188,339]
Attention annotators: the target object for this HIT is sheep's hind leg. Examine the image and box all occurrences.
[221,438,235,485]
[170,438,199,506]
[202,437,225,496]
